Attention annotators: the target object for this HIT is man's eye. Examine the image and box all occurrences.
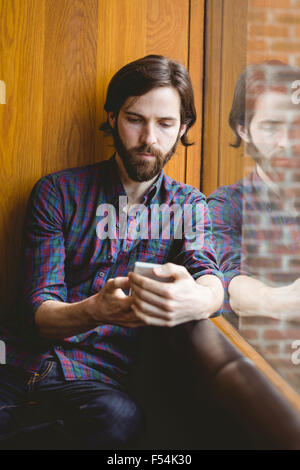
[262,124,276,132]
[159,122,172,128]
[127,117,141,123]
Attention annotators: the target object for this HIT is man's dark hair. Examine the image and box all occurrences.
[100,55,196,147]
[229,60,300,148]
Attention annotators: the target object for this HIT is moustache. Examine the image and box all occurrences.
[131,144,164,160]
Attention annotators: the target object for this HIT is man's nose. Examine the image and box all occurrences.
[278,127,290,149]
[140,123,157,146]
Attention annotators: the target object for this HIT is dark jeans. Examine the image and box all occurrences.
[0,358,142,449]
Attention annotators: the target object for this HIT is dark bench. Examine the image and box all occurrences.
[1,318,300,449]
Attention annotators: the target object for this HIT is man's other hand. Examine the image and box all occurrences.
[128,263,223,327]
[90,277,145,327]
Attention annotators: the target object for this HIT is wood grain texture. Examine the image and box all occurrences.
[96,0,148,163]
[96,0,190,183]
[0,80,5,104]
[218,0,248,187]
[201,0,223,196]
[146,0,189,183]
[202,0,248,196]
[0,0,205,316]
[186,0,205,190]
[0,0,45,315]
[42,0,98,174]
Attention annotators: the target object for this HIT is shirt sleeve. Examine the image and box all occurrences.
[207,188,244,313]
[22,175,67,325]
[171,194,224,283]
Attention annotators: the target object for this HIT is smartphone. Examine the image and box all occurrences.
[133,261,173,282]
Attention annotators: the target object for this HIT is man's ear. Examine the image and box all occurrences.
[108,111,116,129]
[179,123,187,138]
[236,124,250,143]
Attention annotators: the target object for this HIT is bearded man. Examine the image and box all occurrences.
[0,55,223,449]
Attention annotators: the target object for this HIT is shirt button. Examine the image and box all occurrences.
[107,255,113,261]
[99,272,105,278]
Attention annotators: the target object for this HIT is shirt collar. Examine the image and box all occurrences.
[246,168,300,221]
[244,168,280,209]
[141,170,164,205]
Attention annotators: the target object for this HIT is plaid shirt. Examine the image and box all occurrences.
[208,169,300,313]
[3,155,221,388]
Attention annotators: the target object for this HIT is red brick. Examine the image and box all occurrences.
[284,341,300,353]
[274,13,300,25]
[283,371,300,389]
[266,357,296,369]
[243,229,283,241]
[283,187,300,198]
[293,26,300,37]
[245,257,284,269]
[266,272,298,284]
[292,0,300,7]
[247,9,268,23]
[271,40,300,53]
[247,39,268,52]
[246,52,290,65]
[256,343,281,355]
[291,172,300,183]
[264,329,300,340]
[249,0,290,7]
[248,24,291,38]
[269,244,300,255]
[288,258,300,269]
[238,328,259,340]
[270,157,300,169]
[293,56,300,68]
[240,316,282,328]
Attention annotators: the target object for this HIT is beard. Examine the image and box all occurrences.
[245,138,288,186]
[245,138,300,213]
[112,125,181,182]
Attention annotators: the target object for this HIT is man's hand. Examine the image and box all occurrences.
[89,277,145,327]
[35,270,222,339]
[128,263,223,327]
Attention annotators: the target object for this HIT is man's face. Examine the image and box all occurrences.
[243,91,300,185]
[109,86,186,182]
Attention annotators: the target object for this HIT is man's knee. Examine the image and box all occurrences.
[71,390,142,449]
[0,405,24,446]
[103,391,142,443]
[0,409,13,435]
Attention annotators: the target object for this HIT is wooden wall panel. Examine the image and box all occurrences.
[0,0,45,315]
[146,0,189,184]
[96,0,148,163]
[96,0,190,184]
[202,0,248,196]
[42,0,98,174]
[186,0,205,190]
[218,0,248,187]
[0,0,205,316]
[202,0,223,196]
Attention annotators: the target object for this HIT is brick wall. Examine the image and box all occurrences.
[245,0,300,284]
[247,0,300,66]
[237,0,300,393]
[239,316,300,392]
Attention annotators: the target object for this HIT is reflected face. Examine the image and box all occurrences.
[109,87,186,182]
[244,91,300,183]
